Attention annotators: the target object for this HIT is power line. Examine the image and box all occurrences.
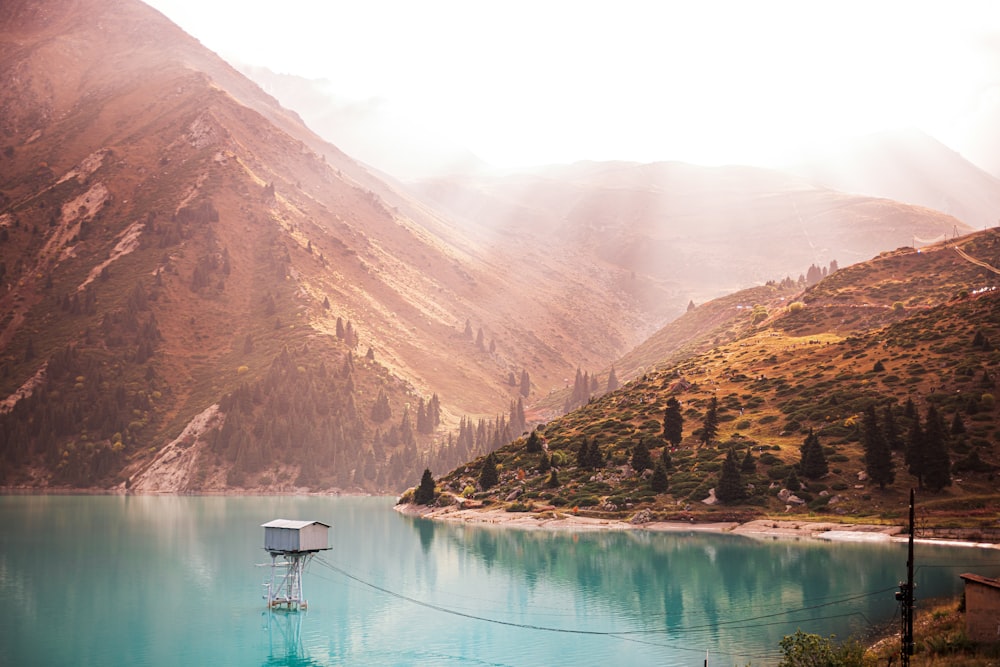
[312,554,897,661]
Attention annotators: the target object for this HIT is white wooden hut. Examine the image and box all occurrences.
[262,519,330,553]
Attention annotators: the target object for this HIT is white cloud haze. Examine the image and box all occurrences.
[146,0,1000,171]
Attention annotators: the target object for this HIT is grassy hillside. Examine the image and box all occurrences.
[417,230,1000,528]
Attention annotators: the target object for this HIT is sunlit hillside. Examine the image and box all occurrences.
[420,230,1000,528]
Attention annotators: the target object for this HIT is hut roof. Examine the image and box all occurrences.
[960,573,1000,590]
[261,519,330,530]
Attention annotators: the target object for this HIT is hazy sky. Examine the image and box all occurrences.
[145,0,1000,170]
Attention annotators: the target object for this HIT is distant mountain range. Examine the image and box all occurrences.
[788,129,1000,231]
[0,0,988,494]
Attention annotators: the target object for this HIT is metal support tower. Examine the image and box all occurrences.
[264,551,316,611]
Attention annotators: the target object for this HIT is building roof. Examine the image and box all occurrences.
[261,519,330,530]
[960,573,1000,590]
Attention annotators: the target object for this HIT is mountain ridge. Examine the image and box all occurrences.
[0,0,989,497]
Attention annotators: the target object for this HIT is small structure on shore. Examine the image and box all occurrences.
[960,573,1000,643]
[261,519,330,611]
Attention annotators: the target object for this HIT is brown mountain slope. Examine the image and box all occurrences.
[0,0,620,491]
[421,229,1000,526]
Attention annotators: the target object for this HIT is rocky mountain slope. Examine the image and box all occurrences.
[416,229,1000,526]
[0,0,552,491]
[0,0,982,494]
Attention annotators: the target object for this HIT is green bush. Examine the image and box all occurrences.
[808,496,831,511]
[767,465,790,480]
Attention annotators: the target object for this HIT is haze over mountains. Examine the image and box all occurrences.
[0,0,993,494]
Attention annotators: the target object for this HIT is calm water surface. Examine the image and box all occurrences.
[1,495,998,666]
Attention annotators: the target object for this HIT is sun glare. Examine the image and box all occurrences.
[147,0,1000,170]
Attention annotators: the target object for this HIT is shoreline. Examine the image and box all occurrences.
[395,502,1000,549]
[4,488,995,549]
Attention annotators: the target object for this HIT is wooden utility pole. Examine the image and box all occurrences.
[897,489,916,666]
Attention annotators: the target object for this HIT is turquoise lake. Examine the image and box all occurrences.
[2,495,998,666]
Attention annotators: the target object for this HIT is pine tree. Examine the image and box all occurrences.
[525,430,542,454]
[923,406,952,492]
[662,397,683,446]
[512,397,525,434]
[862,406,894,489]
[546,468,560,488]
[577,437,592,468]
[430,394,441,427]
[716,447,744,503]
[799,429,828,479]
[538,452,551,473]
[519,369,531,398]
[650,462,669,492]
[950,411,966,436]
[371,389,391,422]
[741,447,756,473]
[607,366,619,392]
[479,452,499,490]
[700,396,719,447]
[784,468,801,492]
[631,439,653,472]
[415,468,436,504]
[576,438,604,470]
[882,405,903,451]
[660,446,672,470]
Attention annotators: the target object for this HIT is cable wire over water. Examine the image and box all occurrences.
[313,555,896,660]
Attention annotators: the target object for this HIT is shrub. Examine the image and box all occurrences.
[767,465,790,480]
[808,496,831,511]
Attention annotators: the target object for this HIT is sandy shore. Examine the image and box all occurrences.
[395,503,1000,549]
